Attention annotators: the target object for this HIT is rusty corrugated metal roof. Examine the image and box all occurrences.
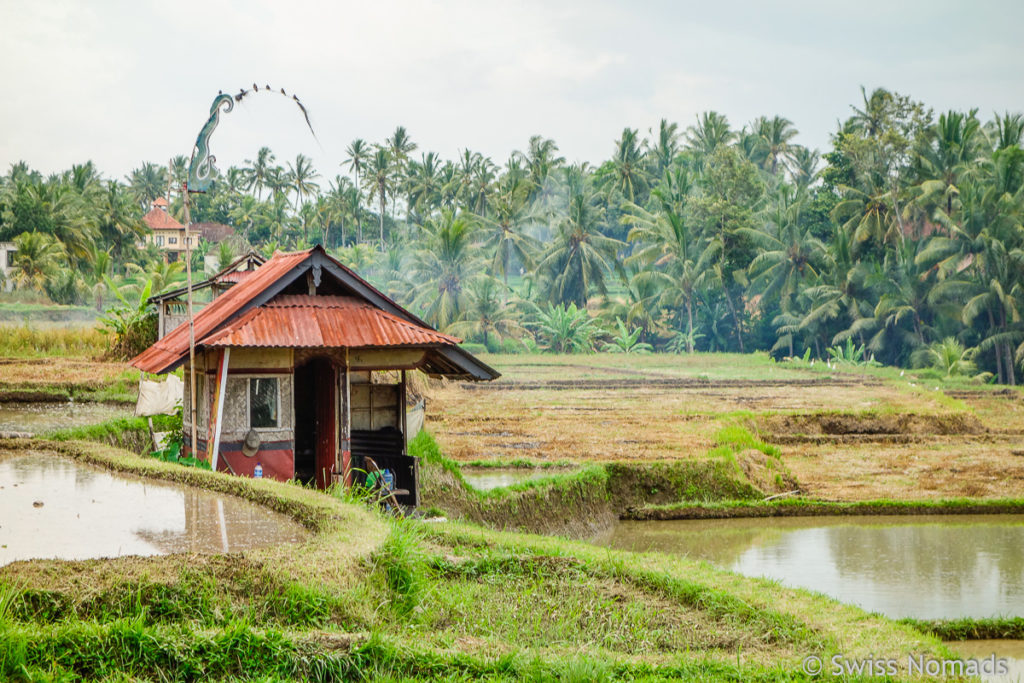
[215,270,253,284]
[131,249,311,373]
[201,296,461,349]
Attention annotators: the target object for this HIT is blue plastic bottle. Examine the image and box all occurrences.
[254,463,263,479]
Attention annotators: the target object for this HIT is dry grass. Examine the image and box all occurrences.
[429,353,1024,502]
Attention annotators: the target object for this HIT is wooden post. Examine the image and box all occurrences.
[209,348,230,472]
[183,182,198,458]
[340,348,352,486]
[400,370,408,455]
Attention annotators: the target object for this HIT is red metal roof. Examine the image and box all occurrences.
[201,296,460,349]
[142,206,184,231]
[131,249,311,373]
[215,270,253,284]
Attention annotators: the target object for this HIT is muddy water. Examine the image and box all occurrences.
[948,641,1024,683]
[596,515,1024,619]
[0,401,129,435]
[0,454,307,566]
[462,468,563,491]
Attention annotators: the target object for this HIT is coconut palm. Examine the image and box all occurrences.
[645,119,680,178]
[686,111,735,164]
[343,139,368,241]
[537,167,624,307]
[364,147,396,249]
[604,127,649,203]
[480,172,539,286]
[448,276,526,347]
[410,210,479,329]
[9,231,64,292]
[126,162,168,210]
[244,147,276,201]
[286,154,320,210]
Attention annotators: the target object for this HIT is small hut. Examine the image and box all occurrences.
[131,246,499,505]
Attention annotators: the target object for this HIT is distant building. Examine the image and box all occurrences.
[142,198,192,263]
[0,241,15,291]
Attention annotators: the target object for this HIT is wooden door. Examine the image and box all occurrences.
[314,359,336,489]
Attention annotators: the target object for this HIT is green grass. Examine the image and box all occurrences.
[0,438,950,681]
[43,415,177,454]
[627,496,1024,520]
[900,616,1024,640]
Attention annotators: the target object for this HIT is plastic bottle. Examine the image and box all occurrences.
[254,463,263,479]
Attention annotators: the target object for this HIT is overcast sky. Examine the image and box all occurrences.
[1,0,1022,181]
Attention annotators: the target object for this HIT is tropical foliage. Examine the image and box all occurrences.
[3,93,1024,382]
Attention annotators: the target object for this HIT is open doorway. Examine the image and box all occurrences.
[293,357,336,488]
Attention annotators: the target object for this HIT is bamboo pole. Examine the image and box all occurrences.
[209,347,230,472]
[183,182,198,458]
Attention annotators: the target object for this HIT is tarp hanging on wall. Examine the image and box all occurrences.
[135,374,184,417]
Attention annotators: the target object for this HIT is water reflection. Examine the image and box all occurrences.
[948,640,1024,683]
[0,454,307,566]
[0,402,129,435]
[597,516,1024,619]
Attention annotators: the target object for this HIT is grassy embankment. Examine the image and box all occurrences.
[0,438,952,681]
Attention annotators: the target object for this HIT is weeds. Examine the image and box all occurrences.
[0,324,108,358]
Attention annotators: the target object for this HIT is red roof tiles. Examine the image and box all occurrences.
[143,206,185,231]
[202,296,460,349]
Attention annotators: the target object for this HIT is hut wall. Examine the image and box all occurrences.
[183,348,296,481]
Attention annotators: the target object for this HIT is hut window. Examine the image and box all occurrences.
[249,378,279,428]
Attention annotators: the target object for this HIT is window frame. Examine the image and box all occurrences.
[246,376,281,431]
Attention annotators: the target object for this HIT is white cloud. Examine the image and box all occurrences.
[1,0,1022,179]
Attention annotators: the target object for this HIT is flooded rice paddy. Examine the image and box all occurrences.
[597,515,1024,620]
[0,401,128,435]
[0,453,307,566]
[948,640,1024,683]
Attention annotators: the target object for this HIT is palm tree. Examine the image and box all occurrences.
[480,171,539,286]
[537,167,624,307]
[364,147,395,250]
[9,231,64,292]
[686,111,735,164]
[244,147,276,200]
[406,152,444,217]
[96,181,143,262]
[645,119,680,178]
[410,210,479,329]
[447,276,526,347]
[229,195,261,240]
[743,186,827,306]
[387,126,417,221]
[623,167,712,351]
[604,127,649,202]
[343,139,368,241]
[126,162,168,210]
[751,116,800,175]
[286,154,320,210]
[516,135,565,208]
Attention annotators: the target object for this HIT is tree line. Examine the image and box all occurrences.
[1,87,1023,382]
